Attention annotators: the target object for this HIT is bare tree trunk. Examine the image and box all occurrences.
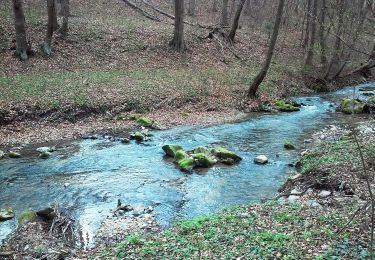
[12,0,28,60]
[212,0,218,12]
[228,0,246,42]
[52,0,59,31]
[305,0,317,66]
[221,0,229,26]
[325,0,345,80]
[302,0,312,49]
[170,0,185,51]
[57,0,69,38]
[247,0,285,98]
[187,0,196,16]
[318,0,327,65]
[42,0,56,56]
[244,0,250,15]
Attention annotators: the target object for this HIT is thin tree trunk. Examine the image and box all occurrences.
[305,0,317,66]
[212,0,218,12]
[188,0,196,16]
[244,0,250,15]
[57,0,69,38]
[228,0,246,42]
[170,0,185,51]
[247,0,285,98]
[52,0,59,31]
[12,0,28,60]
[42,0,56,56]
[221,0,229,26]
[303,0,312,49]
[318,0,327,65]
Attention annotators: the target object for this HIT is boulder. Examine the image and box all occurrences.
[254,155,268,164]
[0,150,4,159]
[193,153,217,168]
[162,144,183,157]
[121,138,130,144]
[39,151,51,159]
[136,117,161,129]
[0,208,15,222]
[337,98,364,114]
[178,158,195,172]
[174,150,188,162]
[369,96,375,105]
[36,207,56,221]
[274,100,300,112]
[211,147,242,162]
[134,132,145,142]
[36,147,55,153]
[284,142,295,150]
[8,151,21,158]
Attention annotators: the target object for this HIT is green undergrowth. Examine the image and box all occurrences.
[297,136,375,174]
[97,202,367,259]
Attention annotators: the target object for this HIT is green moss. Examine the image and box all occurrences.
[8,151,21,158]
[39,151,51,159]
[368,96,375,105]
[338,98,364,114]
[134,132,145,142]
[211,147,242,162]
[174,150,188,162]
[178,158,195,172]
[162,144,183,157]
[284,142,296,150]
[193,153,217,168]
[0,207,15,221]
[18,210,36,225]
[274,100,300,112]
[136,116,153,127]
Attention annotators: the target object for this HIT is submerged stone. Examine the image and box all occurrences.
[178,158,195,172]
[337,98,364,114]
[193,153,217,167]
[162,144,183,157]
[134,132,145,142]
[211,147,242,162]
[0,207,15,222]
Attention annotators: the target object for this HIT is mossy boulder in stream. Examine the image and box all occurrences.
[193,153,217,167]
[178,158,195,172]
[174,150,189,161]
[337,98,365,114]
[8,151,21,158]
[368,96,375,105]
[136,116,161,129]
[211,147,242,163]
[284,142,296,150]
[0,207,15,221]
[134,132,145,142]
[163,144,183,157]
[18,210,36,225]
[274,100,300,112]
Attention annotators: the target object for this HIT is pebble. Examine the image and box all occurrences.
[254,155,268,164]
[318,190,331,198]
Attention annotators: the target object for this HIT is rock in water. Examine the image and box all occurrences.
[36,147,55,153]
[254,155,268,164]
[193,153,217,167]
[337,98,365,114]
[8,151,21,158]
[36,207,56,221]
[162,144,183,157]
[284,142,295,150]
[39,151,51,159]
[134,132,145,142]
[18,210,36,225]
[193,146,210,154]
[178,158,195,172]
[0,208,15,222]
[0,150,4,159]
[211,147,242,162]
[174,150,188,162]
[274,100,300,112]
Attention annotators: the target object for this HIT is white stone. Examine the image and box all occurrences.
[318,190,331,198]
[288,195,300,202]
[36,147,55,153]
[254,155,268,164]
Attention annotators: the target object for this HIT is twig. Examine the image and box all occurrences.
[336,201,370,234]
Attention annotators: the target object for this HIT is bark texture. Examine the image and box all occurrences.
[12,0,28,60]
[170,0,185,51]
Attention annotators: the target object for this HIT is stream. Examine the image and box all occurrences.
[0,82,374,247]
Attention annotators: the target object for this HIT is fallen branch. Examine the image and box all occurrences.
[120,0,161,22]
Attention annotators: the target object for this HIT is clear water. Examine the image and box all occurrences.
[0,82,374,246]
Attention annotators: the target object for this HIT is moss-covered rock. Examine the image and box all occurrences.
[178,158,195,172]
[368,96,375,105]
[0,207,15,221]
[212,147,242,163]
[121,138,130,144]
[162,144,183,157]
[136,117,153,127]
[193,153,217,168]
[8,151,21,158]
[284,142,295,150]
[18,210,36,225]
[337,98,365,114]
[193,146,210,155]
[134,132,145,142]
[39,151,51,159]
[174,150,188,162]
[274,100,300,112]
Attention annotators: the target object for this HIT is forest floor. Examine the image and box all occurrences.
[0,0,369,147]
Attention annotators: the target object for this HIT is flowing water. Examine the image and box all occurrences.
[0,82,374,246]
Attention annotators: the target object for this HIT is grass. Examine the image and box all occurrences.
[97,202,368,259]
